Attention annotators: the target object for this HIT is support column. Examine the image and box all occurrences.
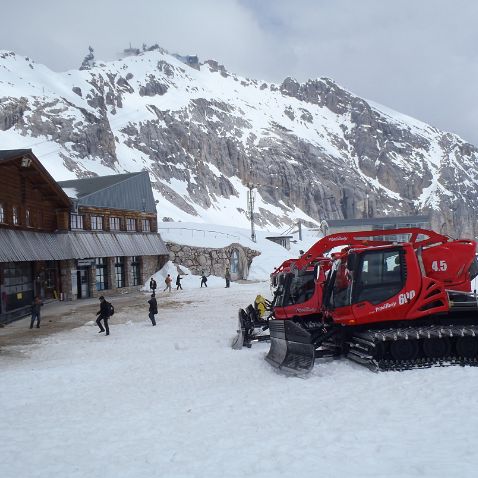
[107,257,116,293]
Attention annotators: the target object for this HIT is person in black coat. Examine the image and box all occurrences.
[200,271,208,288]
[148,294,158,326]
[30,296,43,329]
[225,268,231,288]
[149,278,157,296]
[96,296,111,335]
[176,274,183,290]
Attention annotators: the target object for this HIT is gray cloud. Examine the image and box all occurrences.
[1,0,477,145]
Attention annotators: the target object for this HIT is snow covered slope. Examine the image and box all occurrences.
[1,48,478,235]
[1,282,478,478]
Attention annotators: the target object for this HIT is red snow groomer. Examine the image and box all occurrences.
[264,228,478,373]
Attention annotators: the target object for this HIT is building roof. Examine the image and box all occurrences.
[0,229,168,261]
[58,171,157,213]
[58,172,143,198]
[0,149,71,208]
[0,149,33,161]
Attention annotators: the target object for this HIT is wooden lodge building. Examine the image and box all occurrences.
[0,149,169,323]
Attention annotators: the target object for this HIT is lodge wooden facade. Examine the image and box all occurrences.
[0,150,70,232]
[0,149,169,323]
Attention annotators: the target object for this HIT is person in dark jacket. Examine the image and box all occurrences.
[30,296,43,329]
[149,278,157,296]
[225,268,231,288]
[96,296,111,335]
[148,294,158,326]
[200,271,208,288]
[176,274,183,290]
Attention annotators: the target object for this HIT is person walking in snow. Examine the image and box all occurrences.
[200,271,208,288]
[148,294,158,326]
[164,274,172,292]
[149,277,157,296]
[225,268,231,288]
[30,296,43,329]
[176,274,183,290]
[96,295,112,336]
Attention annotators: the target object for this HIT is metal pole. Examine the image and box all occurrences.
[248,184,256,242]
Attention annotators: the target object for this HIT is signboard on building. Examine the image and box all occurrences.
[77,259,95,267]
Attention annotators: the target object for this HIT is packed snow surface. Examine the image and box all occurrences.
[1,278,478,478]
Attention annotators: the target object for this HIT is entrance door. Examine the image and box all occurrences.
[76,268,90,299]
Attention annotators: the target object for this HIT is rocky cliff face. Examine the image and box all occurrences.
[1,49,477,236]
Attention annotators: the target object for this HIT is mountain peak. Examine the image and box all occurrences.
[0,48,477,236]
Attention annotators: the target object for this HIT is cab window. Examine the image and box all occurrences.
[285,271,315,305]
[331,260,351,308]
[353,250,404,305]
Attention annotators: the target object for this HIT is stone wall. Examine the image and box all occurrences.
[166,242,260,280]
[142,255,161,282]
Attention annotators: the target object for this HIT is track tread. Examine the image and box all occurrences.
[347,324,478,372]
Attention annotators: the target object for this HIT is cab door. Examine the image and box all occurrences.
[350,246,420,325]
[326,259,355,324]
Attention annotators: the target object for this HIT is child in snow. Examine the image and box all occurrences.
[164,274,172,292]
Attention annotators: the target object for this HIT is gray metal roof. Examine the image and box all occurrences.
[58,173,141,197]
[326,215,430,227]
[67,231,169,258]
[0,229,168,262]
[58,171,157,213]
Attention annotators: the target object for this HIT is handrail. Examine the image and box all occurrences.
[157,226,241,241]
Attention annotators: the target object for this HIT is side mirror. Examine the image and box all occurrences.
[314,263,320,280]
[346,253,357,272]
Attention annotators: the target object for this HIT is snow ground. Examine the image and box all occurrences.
[1,279,478,478]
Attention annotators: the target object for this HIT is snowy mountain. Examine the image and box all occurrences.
[1,48,478,235]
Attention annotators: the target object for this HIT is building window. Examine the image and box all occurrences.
[142,219,151,232]
[131,256,141,286]
[44,261,57,290]
[25,209,31,227]
[91,215,103,230]
[3,262,34,312]
[0,203,4,223]
[95,257,108,291]
[12,206,19,225]
[71,214,84,230]
[231,249,240,273]
[126,218,136,232]
[115,256,125,288]
[109,217,121,231]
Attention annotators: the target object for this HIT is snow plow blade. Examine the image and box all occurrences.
[266,320,315,373]
[232,307,270,349]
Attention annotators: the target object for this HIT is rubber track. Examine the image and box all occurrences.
[347,324,478,372]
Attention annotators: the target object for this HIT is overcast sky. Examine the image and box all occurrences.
[2,0,477,145]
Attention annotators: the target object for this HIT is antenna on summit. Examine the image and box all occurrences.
[246,164,256,243]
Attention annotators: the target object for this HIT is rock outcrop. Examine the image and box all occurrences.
[1,48,477,236]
